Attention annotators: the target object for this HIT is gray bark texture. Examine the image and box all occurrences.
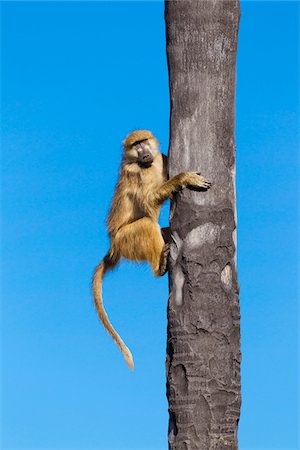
[165,1,241,449]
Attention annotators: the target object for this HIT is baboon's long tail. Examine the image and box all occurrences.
[92,255,134,371]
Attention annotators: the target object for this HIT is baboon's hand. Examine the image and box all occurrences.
[185,172,211,190]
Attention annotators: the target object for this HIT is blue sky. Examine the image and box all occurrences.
[1,1,299,449]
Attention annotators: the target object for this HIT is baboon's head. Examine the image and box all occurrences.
[123,130,159,168]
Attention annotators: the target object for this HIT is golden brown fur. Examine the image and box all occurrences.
[93,130,210,370]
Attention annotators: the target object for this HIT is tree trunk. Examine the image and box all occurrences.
[165,1,241,449]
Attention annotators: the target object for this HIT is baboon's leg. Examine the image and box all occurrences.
[113,218,165,275]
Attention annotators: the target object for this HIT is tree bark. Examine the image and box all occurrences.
[165,1,241,449]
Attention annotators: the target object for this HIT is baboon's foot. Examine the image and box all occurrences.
[157,244,170,276]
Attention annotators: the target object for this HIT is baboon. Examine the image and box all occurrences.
[93,130,211,370]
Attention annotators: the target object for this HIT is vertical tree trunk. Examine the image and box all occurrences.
[165,1,241,449]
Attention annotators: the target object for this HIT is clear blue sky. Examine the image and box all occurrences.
[1,1,299,449]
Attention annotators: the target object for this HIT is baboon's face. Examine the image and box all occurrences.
[125,138,158,167]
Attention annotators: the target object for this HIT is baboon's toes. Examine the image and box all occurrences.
[163,243,170,255]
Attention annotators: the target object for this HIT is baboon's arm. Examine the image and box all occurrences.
[152,172,210,206]
[152,174,186,205]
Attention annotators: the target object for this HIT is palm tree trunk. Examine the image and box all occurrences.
[165,1,241,449]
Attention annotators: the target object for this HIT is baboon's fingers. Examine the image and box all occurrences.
[187,173,211,190]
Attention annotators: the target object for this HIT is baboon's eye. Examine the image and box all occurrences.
[134,139,148,146]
